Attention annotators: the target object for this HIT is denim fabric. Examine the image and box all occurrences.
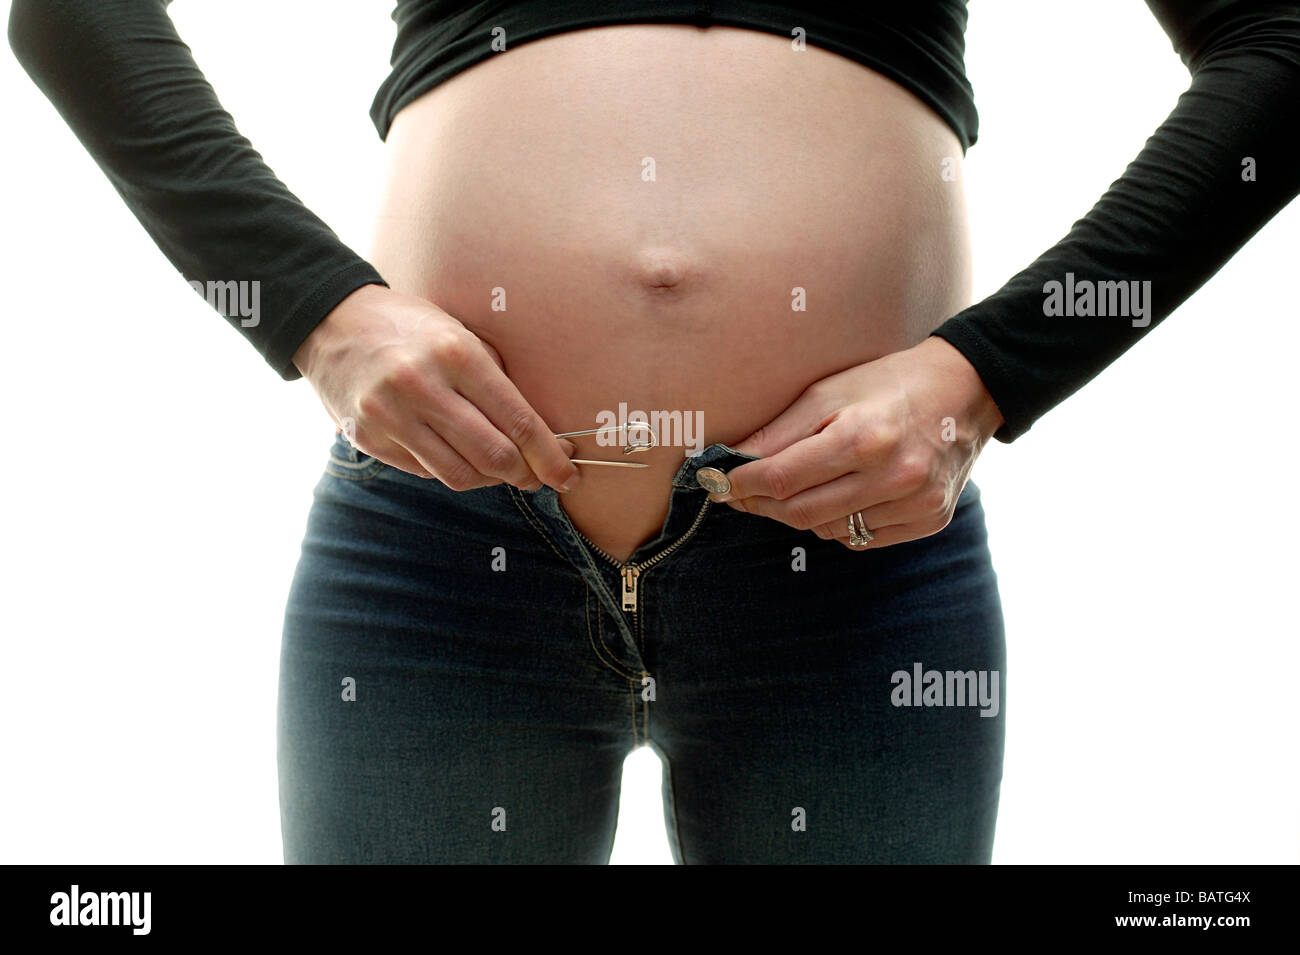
[278,431,1006,863]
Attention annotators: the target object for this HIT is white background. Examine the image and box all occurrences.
[2,0,1296,864]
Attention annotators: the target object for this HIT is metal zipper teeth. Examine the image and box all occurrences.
[575,498,713,574]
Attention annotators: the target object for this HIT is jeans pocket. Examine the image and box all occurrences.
[324,430,387,481]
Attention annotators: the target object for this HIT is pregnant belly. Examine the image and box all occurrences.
[368,24,972,561]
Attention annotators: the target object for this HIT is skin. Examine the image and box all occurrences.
[295,24,1004,560]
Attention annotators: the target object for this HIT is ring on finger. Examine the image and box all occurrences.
[848,511,874,547]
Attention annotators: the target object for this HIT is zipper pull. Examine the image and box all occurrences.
[620,566,640,612]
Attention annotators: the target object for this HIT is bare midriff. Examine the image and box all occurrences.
[368,24,973,562]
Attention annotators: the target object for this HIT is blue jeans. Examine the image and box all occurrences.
[277,432,1006,863]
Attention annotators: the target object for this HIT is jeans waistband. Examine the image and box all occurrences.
[670,442,762,490]
[507,440,981,660]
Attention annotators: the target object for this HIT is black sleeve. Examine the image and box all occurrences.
[7,0,389,380]
[930,0,1300,442]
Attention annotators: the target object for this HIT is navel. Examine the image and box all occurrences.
[634,249,692,291]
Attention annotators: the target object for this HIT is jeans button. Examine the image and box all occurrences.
[695,467,731,494]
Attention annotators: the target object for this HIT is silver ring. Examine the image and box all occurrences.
[848,511,874,547]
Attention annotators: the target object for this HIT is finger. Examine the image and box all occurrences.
[810,484,955,540]
[727,472,898,531]
[374,445,436,479]
[422,389,546,489]
[451,351,580,492]
[830,520,940,551]
[349,435,434,479]
[476,334,508,373]
[728,384,841,458]
[397,427,574,492]
[715,429,850,504]
[396,420,506,490]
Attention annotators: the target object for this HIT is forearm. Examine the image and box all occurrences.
[8,0,388,378]
[932,1,1300,442]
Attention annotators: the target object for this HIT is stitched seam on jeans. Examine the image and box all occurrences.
[597,611,638,679]
[509,485,649,664]
[641,669,650,748]
[506,487,572,567]
[601,611,641,681]
[629,680,639,747]
[636,613,650,744]
[511,487,640,681]
[655,742,687,865]
[586,586,640,682]
[324,458,386,481]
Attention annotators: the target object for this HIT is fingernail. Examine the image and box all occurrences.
[560,472,581,493]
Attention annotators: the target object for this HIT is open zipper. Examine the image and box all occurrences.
[573,498,712,612]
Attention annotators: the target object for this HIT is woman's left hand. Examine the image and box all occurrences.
[714,336,1005,549]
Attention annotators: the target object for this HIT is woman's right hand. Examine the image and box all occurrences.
[292,283,581,493]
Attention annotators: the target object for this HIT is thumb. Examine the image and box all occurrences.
[478,336,507,373]
[729,389,836,458]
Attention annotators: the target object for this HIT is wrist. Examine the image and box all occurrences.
[292,283,386,378]
[915,335,1005,442]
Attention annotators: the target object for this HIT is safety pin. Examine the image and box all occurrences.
[554,422,658,468]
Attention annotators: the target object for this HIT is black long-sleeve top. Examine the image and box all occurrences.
[9,1,1300,442]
